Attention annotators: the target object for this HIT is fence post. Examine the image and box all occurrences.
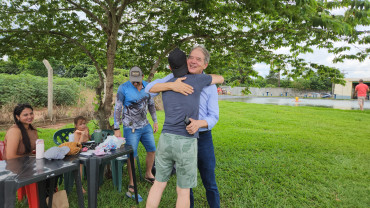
[43,59,53,121]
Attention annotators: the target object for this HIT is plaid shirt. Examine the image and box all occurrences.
[114,81,157,129]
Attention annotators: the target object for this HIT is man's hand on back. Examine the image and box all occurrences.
[171,77,194,96]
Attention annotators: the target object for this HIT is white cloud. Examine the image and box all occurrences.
[253,7,370,79]
[253,63,270,77]
[254,43,369,79]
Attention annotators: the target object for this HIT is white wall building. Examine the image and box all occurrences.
[334,78,370,99]
[220,86,329,97]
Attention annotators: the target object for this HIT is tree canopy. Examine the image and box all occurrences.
[1,0,368,128]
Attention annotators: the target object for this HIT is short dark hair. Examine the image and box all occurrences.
[359,79,363,83]
[74,116,87,130]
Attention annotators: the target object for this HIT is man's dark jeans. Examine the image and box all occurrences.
[190,130,220,208]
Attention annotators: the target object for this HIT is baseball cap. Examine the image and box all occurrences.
[168,48,188,78]
[129,66,143,83]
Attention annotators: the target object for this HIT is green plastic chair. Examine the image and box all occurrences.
[52,128,93,193]
[91,129,115,145]
[52,128,76,193]
[53,128,75,145]
[111,154,143,192]
[92,130,143,192]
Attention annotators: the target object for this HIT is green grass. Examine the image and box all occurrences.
[2,101,369,207]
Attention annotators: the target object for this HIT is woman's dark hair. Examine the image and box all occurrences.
[13,103,35,154]
[74,116,87,131]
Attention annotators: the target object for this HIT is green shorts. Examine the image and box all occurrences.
[155,133,197,188]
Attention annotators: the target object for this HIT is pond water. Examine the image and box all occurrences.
[218,95,370,110]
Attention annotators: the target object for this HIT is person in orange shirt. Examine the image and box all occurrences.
[354,79,369,111]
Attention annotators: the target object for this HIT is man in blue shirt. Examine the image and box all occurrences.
[113,66,158,201]
[146,48,223,208]
[145,45,221,208]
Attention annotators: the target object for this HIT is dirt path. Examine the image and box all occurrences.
[37,121,73,129]
[0,118,75,130]
[1,88,96,130]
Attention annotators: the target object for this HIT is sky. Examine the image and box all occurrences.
[253,43,369,79]
[255,7,369,79]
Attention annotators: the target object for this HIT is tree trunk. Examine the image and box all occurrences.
[95,18,119,129]
[94,68,107,128]
[154,93,164,111]
[148,54,166,82]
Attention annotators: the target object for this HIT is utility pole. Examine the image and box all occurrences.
[332,82,335,95]
[340,69,349,98]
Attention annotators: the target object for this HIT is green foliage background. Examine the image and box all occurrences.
[0,67,168,108]
[75,67,168,91]
[0,74,80,107]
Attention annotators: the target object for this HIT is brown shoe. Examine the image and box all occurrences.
[145,177,155,185]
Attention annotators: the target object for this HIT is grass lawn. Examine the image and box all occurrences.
[1,101,369,207]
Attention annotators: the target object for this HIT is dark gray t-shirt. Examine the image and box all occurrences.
[161,74,212,138]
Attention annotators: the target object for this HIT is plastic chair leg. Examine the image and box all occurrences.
[64,164,86,195]
[117,160,124,192]
[110,159,118,189]
[24,183,39,208]
[107,155,141,193]
[17,187,26,201]
[64,172,75,194]
[95,162,110,188]
[111,156,127,192]
[98,162,107,187]
[82,165,87,180]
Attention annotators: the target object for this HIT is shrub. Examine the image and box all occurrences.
[76,67,129,91]
[0,74,80,107]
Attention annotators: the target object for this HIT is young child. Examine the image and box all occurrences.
[73,116,90,143]
[73,116,90,194]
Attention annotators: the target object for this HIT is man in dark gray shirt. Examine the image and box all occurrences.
[146,48,224,208]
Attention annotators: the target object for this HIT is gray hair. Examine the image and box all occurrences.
[190,44,210,64]
[359,79,363,83]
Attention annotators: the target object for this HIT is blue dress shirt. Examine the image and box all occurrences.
[145,73,219,132]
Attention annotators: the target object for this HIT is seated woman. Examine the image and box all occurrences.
[4,103,39,208]
[73,115,91,194]
[4,103,38,160]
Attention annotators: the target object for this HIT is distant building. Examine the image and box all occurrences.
[334,78,370,99]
